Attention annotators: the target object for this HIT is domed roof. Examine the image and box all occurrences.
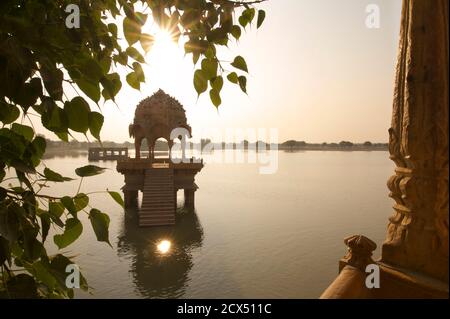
[135,89,186,116]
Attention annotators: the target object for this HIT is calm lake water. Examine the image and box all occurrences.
[26,150,394,298]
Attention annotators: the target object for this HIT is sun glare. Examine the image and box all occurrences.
[141,26,192,97]
[151,28,179,61]
[156,239,172,255]
[155,28,175,46]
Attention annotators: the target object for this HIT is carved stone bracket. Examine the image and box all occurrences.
[339,235,377,272]
[381,0,449,283]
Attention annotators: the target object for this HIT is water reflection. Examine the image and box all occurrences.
[42,149,87,159]
[117,208,203,298]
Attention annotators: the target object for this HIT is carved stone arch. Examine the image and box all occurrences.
[130,124,145,159]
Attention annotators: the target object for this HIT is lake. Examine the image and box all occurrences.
[34,150,394,298]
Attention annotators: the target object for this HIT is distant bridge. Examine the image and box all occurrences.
[88,147,128,161]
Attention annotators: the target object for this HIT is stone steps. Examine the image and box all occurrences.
[139,168,175,227]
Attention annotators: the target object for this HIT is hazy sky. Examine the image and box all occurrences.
[36,0,403,143]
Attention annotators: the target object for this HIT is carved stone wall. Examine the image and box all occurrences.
[382,0,449,283]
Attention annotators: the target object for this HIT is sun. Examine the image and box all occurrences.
[133,23,194,101]
[151,27,179,62]
[154,28,176,47]
[143,26,189,91]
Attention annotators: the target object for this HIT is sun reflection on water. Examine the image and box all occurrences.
[156,240,172,255]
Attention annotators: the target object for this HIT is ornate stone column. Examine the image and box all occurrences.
[184,189,195,210]
[124,190,138,208]
[382,0,449,283]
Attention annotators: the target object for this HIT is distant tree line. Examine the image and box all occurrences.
[43,135,388,152]
[279,140,388,151]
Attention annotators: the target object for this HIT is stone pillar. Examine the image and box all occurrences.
[184,189,195,210]
[321,235,377,299]
[124,190,138,208]
[174,189,177,210]
[339,235,377,273]
[381,0,448,283]
[168,140,174,161]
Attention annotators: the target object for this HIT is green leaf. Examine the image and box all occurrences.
[89,209,110,245]
[13,162,35,177]
[231,56,248,73]
[114,52,128,66]
[0,236,11,266]
[49,202,65,218]
[126,72,141,90]
[239,15,249,28]
[55,132,69,142]
[23,234,44,261]
[88,112,104,141]
[244,8,256,24]
[107,191,124,208]
[75,79,100,103]
[192,52,200,65]
[0,101,20,124]
[11,123,34,141]
[41,103,68,133]
[40,213,51,242]
[107,23,118,37]
[74,193,89,212]
[53,218,83,249]
[123,17,141,45]
[132,62,145,82]
[238,76,247,93]
[239,9,255,29]
[231,25,241,40]
[0,203,21,242]
[79,58,103,82]
[49,254,88,292]
[100,57,111,74]
[5,274,39,298]
[209,89,221,107]
[135,12,148,26]
[61,196,77,216]
[49,212,64,228]
[193,69,208,96]
[64,97,90,133]
[126,47,145,63]
[75,165,106,177]
[201,58,218,80]
[31,136,46,159]
[101,73,122,101]
[211,76,224,92]
[40,65,63,101]
[257,10,266,29]
[43,167,73,182]
[25,78,43,102]
[32,261,57,289]
[205,46,216,60]
[227,72,239,84]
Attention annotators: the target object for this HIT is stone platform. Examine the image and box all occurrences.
[116,157,204,227]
